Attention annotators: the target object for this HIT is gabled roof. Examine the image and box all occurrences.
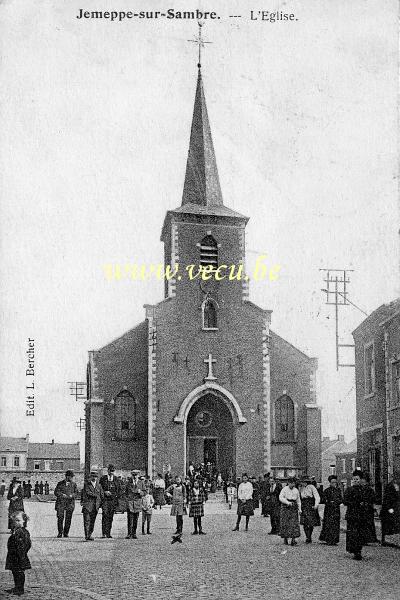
[335,438,357,456]
[0,436,29,453]
[322,438,348,456]
[28,442,80,460]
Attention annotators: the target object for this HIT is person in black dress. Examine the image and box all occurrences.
[319,475,343,545]
[343,471,369,560]
[7,479,24,530]
[5,511,31,596]
[380,474,400,546]
[259,473,271,517]
[269,477,282,534]
[360,473,378,543]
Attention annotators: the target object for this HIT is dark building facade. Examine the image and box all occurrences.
[353,298,400,500]
[85,66,322,480]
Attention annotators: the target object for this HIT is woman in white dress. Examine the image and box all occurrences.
[279,477,301,545]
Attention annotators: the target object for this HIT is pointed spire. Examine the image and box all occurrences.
[181,67,223,207]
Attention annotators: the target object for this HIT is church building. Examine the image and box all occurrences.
[85,61,322,480]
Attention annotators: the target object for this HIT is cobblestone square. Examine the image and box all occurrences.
[1,499,399,600]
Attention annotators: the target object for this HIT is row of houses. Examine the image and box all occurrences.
[352,298,400,500]
[321,435,358,490]
[0,435,82,488]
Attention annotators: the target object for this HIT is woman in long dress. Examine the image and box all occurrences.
[153,473,166,509]
[279,477,301,546]
[319,475,343,545]
[299,476,320,543]
[232,474,254,532]
[7,479,24,530]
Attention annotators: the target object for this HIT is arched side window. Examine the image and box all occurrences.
[275,395,295,442]
[199,235,218,270]
[202,297,218,330]
[114,390,136,440]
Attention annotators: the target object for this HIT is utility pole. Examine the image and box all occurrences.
[320,268,368,370]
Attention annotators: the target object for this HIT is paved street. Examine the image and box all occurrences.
[0,499,399,600]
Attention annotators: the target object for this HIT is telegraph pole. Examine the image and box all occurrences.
[320,268,368,370]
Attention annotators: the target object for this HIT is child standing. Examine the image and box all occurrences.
[166,476,186,543]
[5,511,31,596]
[188,479,206,535]
[141,489,154,535]
[227,481,236,510]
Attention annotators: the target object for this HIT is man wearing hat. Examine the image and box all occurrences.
[124,470,145,539]
[54,470,79,538]
[99,464,120,538]
[81,470,104,541]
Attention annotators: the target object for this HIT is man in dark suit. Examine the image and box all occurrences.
[99,464,120,538]
[54,470,79,538]
[81,471,104,541]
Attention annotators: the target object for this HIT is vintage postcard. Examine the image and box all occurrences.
[0,1,399,599]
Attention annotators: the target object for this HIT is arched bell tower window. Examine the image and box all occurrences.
[114,390,136,440]
[199,235,218,270]
[275,395,295,442]
[202,297,218,330]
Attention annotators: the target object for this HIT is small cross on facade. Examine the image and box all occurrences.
[204,353,216,381]
[188,22,212,68]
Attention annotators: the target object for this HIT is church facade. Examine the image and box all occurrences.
[85,66,321,480]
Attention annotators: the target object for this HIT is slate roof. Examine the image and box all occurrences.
[335,438,357,456]
[28,442,80,460]
[0,436,29,453]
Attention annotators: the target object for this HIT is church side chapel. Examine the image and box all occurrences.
[85,38,322,480]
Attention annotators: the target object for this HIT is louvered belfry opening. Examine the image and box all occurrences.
[200,235,218,270]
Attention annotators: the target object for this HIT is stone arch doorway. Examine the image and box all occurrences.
[186,393,235,479]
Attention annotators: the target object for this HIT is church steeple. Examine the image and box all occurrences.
[181,67,223,207]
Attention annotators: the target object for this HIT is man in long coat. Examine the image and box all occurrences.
[99,464,120,538]
[54,470,79,538]
[343,471,369,560]
[81,471,104,541]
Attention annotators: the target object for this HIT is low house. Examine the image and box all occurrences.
[0,435,29,473]
[321,435,348,488]
[27,440,80,473]
[335,439,358,492]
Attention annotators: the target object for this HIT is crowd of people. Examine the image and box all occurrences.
[3,465,400,595]
[0,479,50,499]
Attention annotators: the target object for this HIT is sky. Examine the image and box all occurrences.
[0,0,398,455]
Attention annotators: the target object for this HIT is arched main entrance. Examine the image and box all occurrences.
[186,393,235,478]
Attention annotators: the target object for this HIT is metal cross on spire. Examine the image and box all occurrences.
[187,22,212,69]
